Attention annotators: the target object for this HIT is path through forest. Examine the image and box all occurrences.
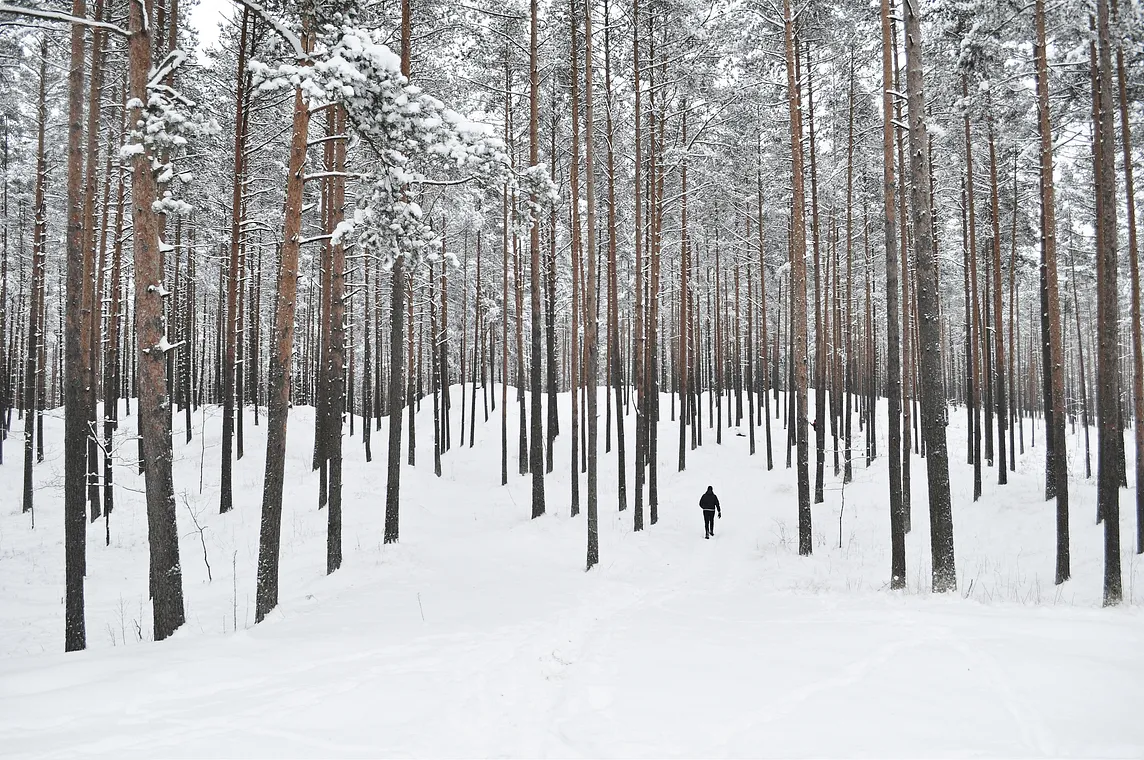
[1,392,1142,757]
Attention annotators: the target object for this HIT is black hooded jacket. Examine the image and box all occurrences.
[699,488,720,512]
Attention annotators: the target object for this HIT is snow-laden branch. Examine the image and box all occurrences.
[229,0,305,60]
[0,2,128,35]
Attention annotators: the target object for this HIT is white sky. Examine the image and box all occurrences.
[188,0,230,60]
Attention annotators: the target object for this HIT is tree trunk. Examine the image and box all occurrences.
[64,0,89,652]
[904,0,956,592]
[528,0,546,517]
[987,112,1008,484]
[963,75,984,502]
[604,0,626,510]
[783,0,812,557]
[632,0,644,530]
[129,0,185,640]
[584,0,600,568]
[1093,0,1121,604]
[1111,0,1143,555]
[256,15,313,619]
[880,0,905,586]
[569,2,582,516]
[326,105,346,573]
[23,38,48,519]
[220,9,249,514]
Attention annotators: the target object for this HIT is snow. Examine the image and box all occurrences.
[1,391,1142,757]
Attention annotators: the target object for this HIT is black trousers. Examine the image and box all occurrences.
[703,509,716,537]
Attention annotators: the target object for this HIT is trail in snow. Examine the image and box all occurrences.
[1,389,1142,757]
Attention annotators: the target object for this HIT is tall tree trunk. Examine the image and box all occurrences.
[528,0,546,517]
[221,8,249,514]
[1111,0,1143,554]
[326,104,346,573]
[256,15,314,619]
[783,0,812,557]
[129,0,185,640]
[880,0,905,586]
[1093,0,1121,604]
[64,0,89,652]
[569,1,582,516]
[83,0,107,523]
[584,0,600,568]
[632,0,644,530]
[758,168,773,470]
[963,75,984,501]
[904,0,956,592]
[385,0,413,543]
[843,60,855,485]
[806,41,826,506]
[104,127,125,526]
[987,111,1008,484]
[678,107,689,472]
[546,92,559,471]
[23,38,48,519]
[604,0,626,510]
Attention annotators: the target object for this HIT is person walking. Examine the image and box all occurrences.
[700,486,721,539]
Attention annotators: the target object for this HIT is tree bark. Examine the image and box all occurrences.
[528,0,546,517]
[1093,0,1121,605]
[904,0,956,592]
[129,0,185,640]
[783,0,811,557]
[64,0,89,652]
[220,8,249,514]
[584,0,600,568]
[881,0,905,586]
[256,15,313,619]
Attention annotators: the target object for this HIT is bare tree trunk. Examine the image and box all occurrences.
[987,111,1008,484]
[584,0,600,568]
[129,0,185,640]
[256,15,313,619]
[1093,0,1121,604]
[806,41,825,506]
[880,0,905,586]
[632,0,644,529]
[501,74,509,487]
[843,61,855,485]
[569,2,582,516]
[63,0,89,652]
[604,0,626,510]
[647,10,661,523]
[23,38,48,519]
[326,104,346,573]
[891,24,911,528]
[104,125,125,526]
[83,0,107,523]
[546,95,559,471]
[1111,0,1143,555]
[528,0,546,517]
[904,0,955,592]
[963,75,984,502]
[783,0,811,557]
[678,107,689,472]
[221,8,249,514]
[758,168,773,470]
[1008,158,1018,471]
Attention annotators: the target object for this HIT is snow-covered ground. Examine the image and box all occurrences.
[1,389,1142,758]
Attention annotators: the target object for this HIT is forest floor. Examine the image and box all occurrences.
[1,390,1142,757]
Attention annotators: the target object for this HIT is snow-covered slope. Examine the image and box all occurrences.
[1,390,1142,757]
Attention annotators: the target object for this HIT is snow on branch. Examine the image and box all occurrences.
[0,2,128,35]
[229,0,305,60]
[250,15,527,265]
[149,49,188,89]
